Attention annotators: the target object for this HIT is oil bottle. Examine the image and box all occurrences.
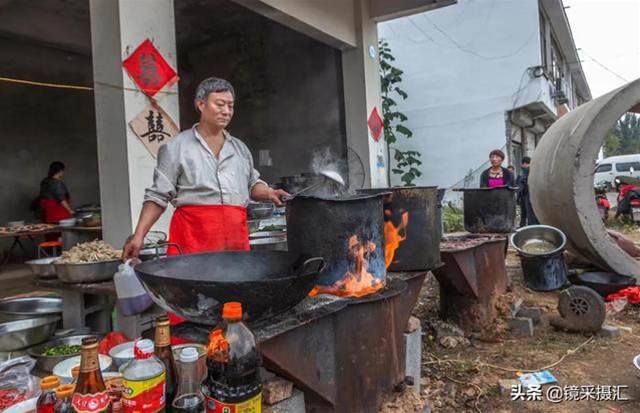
[203,302,262,413]
[121,339,166,413]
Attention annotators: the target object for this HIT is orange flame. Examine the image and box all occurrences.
[206,328,229,362]
[309,235,384,298]
[384,211,409,268]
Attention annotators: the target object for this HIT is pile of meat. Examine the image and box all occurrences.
[58,240,120,264]
[0,224,55,234]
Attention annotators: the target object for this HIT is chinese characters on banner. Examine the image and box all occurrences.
[122,39,177,98]
[129,104,179,158]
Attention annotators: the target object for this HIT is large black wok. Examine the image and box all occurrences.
[134,251,324,325]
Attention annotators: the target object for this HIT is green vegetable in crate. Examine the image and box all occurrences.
[42,344,82,356]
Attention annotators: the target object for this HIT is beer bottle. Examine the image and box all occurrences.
[72,336,112,413]
[154,315,177,405]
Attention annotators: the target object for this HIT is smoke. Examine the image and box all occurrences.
[309,147,351,198]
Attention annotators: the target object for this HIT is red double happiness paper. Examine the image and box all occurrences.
[123,39,177,97]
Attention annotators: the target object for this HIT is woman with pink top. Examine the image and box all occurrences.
[479,149,514,188]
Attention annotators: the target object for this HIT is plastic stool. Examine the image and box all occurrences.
[38,241,63,258]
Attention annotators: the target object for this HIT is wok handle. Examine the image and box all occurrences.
[163,242,183,256]
[299,257,325,277]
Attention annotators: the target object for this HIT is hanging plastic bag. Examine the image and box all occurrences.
[114,259,154,316]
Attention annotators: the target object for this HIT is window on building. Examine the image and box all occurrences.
[539,12,547,69]
[615,162,640,172]
[550,37,564,84]
[595,164,612,173]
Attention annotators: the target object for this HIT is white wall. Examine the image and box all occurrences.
[379,0,546,188]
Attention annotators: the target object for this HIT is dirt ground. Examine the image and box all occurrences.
[383,228,640,413]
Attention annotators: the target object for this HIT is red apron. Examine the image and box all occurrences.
[166,204,250,326]
[40,198,72,223]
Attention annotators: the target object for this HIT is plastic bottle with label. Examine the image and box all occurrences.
[121,339,166,413]
[172,347,205,413]
[203,302,262,413]
[37,376,60,413]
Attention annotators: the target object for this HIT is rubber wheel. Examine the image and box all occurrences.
[557,286,605,332]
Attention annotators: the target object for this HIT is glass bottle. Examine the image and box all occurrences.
[154,315,177,405]
[72,336,112,413]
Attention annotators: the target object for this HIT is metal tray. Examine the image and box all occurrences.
[26,257,59,278]
[0,297,62,317]
[27,333,104,372]
[55,260,120,283]
[0,316,60,352]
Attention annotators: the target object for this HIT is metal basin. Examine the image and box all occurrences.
[26,257,59,279]
[135,251,324,325]
[27,334,104,372]
[569,271,636,297]
[0,316,60,351]
[0,297,62,318]
[55,260,119,283]
[511,225,567,257]
[250,237,287,251]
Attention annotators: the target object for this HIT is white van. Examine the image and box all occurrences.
[595,154,640,188]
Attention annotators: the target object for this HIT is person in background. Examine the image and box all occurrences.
[516,156,538,226]
[39,161,73,223]
[480,149,514,188]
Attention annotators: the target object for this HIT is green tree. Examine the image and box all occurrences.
[379,40,422,186]
[605,113,640,156]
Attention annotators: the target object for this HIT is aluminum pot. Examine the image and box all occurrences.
[0,316,60,352]
[55,260,119,283]
[25,257,59,279]
[461,187,516,233]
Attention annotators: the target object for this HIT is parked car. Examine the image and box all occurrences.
[594,154,640,189]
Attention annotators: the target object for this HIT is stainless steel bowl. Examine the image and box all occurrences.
[0,297,62,317]
[247,202,275,220]
[510,225,567,257]
[249,237,288,251]
[25,257,59,279]
[55,260,120,283]
[0,316,60,352]
[27,334,104,372]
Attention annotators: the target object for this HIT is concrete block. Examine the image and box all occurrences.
[404,327,422,393]
[498,379,519,396]
[263,377,294,405]
[597,325,621,339]
[517,307,543,324]
[264,389,305,413]
[508,317,534,336]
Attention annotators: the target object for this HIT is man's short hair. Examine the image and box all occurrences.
[194,77,235,110]
[522,156,532,164]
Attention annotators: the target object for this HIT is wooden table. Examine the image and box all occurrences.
[34,278,163,339]
[0,228,60,264]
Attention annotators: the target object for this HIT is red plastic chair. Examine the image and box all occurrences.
[38,240,63,258]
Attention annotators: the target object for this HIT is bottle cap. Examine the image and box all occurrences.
[179,347,199,363]
[156,314,169,325]
[41,375,61,391]
[134,339,154,358]
[55,384,75,399]
[222,302,242,320]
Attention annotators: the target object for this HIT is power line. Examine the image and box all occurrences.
[579,50,629,83]
[421,14,536,61]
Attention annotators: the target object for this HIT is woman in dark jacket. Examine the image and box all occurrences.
[480,149,514,188]
[39,161,73,223]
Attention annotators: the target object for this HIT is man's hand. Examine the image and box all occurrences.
[268,188,290,207]
[122,234,144,261]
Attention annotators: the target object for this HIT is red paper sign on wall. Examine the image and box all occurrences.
[123,39,177,97]
[368,107,384,142]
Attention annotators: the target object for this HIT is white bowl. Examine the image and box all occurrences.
[58,218,77,227]
[108,341,136,368]
[4,397,37,413]
[53,354,112,383]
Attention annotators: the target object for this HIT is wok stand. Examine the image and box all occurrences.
[172,272,426,413]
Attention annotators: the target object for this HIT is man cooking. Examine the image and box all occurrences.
[122,77,288,259]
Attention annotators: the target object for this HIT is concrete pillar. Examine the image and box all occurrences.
[90,0,179,246]
[342,0,389,188]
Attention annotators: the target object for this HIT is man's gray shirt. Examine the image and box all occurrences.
[144,125,266,208]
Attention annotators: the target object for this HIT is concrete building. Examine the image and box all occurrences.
[0,0,455,249]
[379,0,591,190]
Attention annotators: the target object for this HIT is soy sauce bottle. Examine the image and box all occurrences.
[72,336,112,413]
[154,315,177,406]
[203,302,262,413]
